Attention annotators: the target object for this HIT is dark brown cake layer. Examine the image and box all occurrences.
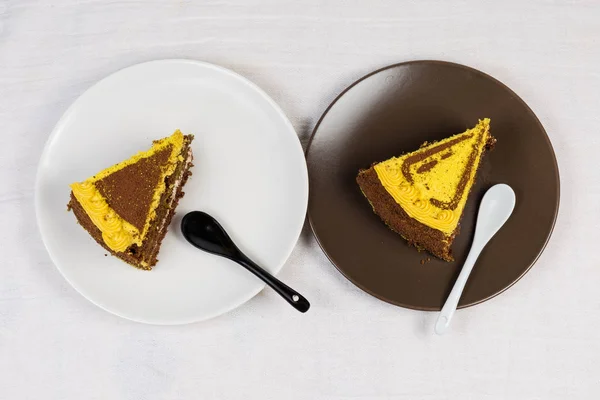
[135,137,194,268]
[68,135,194,270]
[95,146,172,232]
[357,168,455,261]
[356,135,495,262]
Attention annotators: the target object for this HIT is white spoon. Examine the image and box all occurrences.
[434,184,516,335]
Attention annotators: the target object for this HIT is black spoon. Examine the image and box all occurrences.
[181,211,310,313]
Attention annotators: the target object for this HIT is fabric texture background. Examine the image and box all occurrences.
[1,1,598,399]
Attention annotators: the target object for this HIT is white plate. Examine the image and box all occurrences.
[35,60,308,324]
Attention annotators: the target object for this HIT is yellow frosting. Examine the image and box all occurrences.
[70,130,186,252]
[71,181,141,252]
[374,119,490,235]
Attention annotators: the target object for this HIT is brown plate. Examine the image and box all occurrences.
[306,60,560,310]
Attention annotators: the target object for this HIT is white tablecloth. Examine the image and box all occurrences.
[1,1,599,399]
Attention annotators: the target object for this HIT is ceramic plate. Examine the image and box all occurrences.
[36,60,308,324]
[307,61,559,310]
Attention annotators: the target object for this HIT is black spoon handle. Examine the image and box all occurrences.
[234,253,310,313]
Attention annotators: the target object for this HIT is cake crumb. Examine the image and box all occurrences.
[104,254,107,257]
[420,257,432,265]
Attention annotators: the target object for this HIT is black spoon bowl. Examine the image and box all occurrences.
[181,211,310,313]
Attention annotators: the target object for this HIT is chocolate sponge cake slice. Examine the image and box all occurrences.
[357,119,495,261]
[68,130,194,270]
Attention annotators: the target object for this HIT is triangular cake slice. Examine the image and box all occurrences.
[356,119,495,261]
[68,130,194,270]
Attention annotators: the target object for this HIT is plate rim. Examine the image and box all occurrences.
[35,59,309,324]
[305,59,560,311]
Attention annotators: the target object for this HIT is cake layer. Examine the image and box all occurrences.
[357,167,454,260]
[95,146,172,232]
[137,144,194,268]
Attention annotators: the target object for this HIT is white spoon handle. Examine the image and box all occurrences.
[434,184,516,335]
[434,242,483,335]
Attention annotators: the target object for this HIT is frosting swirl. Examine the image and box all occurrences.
[372,119,490,235]
[71,181,141,252]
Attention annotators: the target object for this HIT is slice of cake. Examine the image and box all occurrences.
[68,130,194,270]
[356,119,495,261]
